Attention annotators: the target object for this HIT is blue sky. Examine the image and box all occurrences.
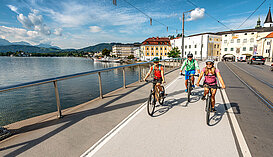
[0,0,272,49]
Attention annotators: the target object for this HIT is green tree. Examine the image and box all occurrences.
[127,55,134,59]
[167,47,181,58]
[102,48,111,56]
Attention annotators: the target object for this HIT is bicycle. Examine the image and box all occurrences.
[145,80,165,116]
[199,85,221,125]
[181,73,199,102]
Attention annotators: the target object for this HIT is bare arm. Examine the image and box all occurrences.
[216,72,226,89]
[144,68,152,81]
[196,71,204,86]
[161,67,165,83]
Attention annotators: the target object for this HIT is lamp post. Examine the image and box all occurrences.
[182,9,194,58]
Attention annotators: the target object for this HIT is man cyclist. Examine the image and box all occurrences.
[180,53,200,92]
[144,57,165,96]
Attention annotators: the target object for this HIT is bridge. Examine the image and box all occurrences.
[1,60,273,157]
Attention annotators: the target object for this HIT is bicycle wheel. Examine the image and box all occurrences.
[147,93,156,116]
[159,86,165,105]
[187,81,191,102]
[206,97,211,125]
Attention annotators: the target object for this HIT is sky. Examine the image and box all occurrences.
[0,0,272,49]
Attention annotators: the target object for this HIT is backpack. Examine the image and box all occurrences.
[152,64,162,78]
[186,59,196,69]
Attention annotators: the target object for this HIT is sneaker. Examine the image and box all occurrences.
[192,85,195,88]
[201,95,206,100]
[211,108,217,112]
[185,89,188,92]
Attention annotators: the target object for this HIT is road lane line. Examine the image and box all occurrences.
[81,76,180,157]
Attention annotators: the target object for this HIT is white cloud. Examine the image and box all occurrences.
[89,26,102,33]
[7,5,19,14]
[54,28,63,36]
[186,8,205,21]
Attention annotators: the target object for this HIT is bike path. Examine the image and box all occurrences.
[84,72,240,157]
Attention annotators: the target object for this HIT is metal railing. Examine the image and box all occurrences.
[0,58,182,127]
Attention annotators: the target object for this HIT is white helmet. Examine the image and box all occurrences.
[206,59,214,63]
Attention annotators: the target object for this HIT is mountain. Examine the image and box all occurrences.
[0,45,60,53]
[12,41,31,46]
[0,39,11,46]
[79,43,118,52]
[36,43,61,49]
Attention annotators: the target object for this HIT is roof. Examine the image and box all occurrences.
[142,37,170,45]
[265,32,273,38]
[217,27,273,35]
[265,7,273,23]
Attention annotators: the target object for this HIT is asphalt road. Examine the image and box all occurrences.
[218,62,273,157]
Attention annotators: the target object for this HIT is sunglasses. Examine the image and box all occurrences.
[188,57,192,58]
[206,63,213,65]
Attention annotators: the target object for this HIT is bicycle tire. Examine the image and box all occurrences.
[206,97,211,125]
[159,86,165,105]
[187,80,191,102]
[147,93,156,116]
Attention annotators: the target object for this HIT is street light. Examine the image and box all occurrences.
[181,9,194,58]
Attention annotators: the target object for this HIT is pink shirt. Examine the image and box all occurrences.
[202,68,219,85]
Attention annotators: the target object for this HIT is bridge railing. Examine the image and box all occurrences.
[0,58,183,128]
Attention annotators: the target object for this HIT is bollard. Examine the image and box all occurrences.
[53,81,62,118]
[98,72,103,98]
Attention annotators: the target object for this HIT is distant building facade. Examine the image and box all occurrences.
[141,37,171,61]
[257,32,273,61]
[170,33,222,60]
[112,43,140,58]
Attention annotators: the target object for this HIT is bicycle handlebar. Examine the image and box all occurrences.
[145,80,157,83]
[180,73,199,77]
[199,84,222,89]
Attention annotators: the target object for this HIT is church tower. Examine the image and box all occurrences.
[264,7,273,27]
[255,17,262,28]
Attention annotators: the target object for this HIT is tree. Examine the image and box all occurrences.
[102,48,111,56]
[127,55,134,59]
[167,47,181,58]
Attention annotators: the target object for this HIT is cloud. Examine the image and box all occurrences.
[186,8,205,21]
[17,9,51,35]
[7,5,19,14]
[54,28,63,36]
[89,26,102,33]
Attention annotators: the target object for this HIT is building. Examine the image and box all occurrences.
[170,33,222,60]
[141,37,172,61]
[220,7,273,60]
[133,47,141,59]
[112,43,140,58]
[257,32,273,62]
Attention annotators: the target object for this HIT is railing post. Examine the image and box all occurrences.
[53,81,62,118]
[168,59,170,71]
[98,72,103,98]
[138,65,141,82]
[123,68,126,88]
[172,59,174,69]
[163,60,166,72]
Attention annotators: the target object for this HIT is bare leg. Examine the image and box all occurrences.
[191,76,195,86]
[185,80,188,90]
[203,88,209,97]
[211,89,217,108]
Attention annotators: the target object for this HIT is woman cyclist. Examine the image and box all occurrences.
[196,59,226,112]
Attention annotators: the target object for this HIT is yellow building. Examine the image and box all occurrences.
[141,37,172,61]
[208,36,222,60]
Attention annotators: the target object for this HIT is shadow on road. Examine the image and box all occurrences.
[208,103,226,126]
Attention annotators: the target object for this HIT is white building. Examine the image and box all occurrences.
[133,47,141,59]
[112,44,140,58]
[220,8,273,60]
[170,33,222,60]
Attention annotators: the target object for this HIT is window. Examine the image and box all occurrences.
[214,44,216,48]
[160,53,162,55]
[244,33,247,35]
[209,38,212,41]
[156,53,158,55]
[147,47,149,50]
[243,47,246,51]
[185,52,187,55]
[165,47,167,50]
[231,39,234,43]
[195,51,197,55]
[156,47,158,50]
[250,38,254,43]
[231,48,234,51]
[224,48,227,51]
[217,51,219,55]
[147,53,149,55]
[165,53,167,55]
[267,41,271,45]
[217,45,219,48]
[185,45,187,49]
[243,39,247,43]
[249,47,253,51]
[251,32,254,35]
[151,47,154,50]
[151,53,154,55]
[224,40,227,43]
[237,39,240,43]
[189,45,191,48]
[225,35,227,37]
[194,45,197,48]
[160,47,162,50]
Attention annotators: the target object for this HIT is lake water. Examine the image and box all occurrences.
[0,57,146,126]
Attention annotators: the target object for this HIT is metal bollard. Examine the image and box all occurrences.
[123,68,126,88]
[98,72,103,98]
[53,81,62,118]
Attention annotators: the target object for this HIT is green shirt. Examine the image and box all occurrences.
[180,59,200,71]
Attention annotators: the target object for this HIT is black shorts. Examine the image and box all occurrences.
[203,83,218,89]
[153,77,163,84]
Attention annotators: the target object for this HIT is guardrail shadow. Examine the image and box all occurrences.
[208,103,226,126]
[0,80,154,156]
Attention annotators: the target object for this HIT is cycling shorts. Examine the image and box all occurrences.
[185,70,195,80]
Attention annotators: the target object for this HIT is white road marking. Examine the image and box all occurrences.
[81,76,180,157]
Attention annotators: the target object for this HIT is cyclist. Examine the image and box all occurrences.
[180,53,200,92]
[144,57,165,96]
[196,59,226,112]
